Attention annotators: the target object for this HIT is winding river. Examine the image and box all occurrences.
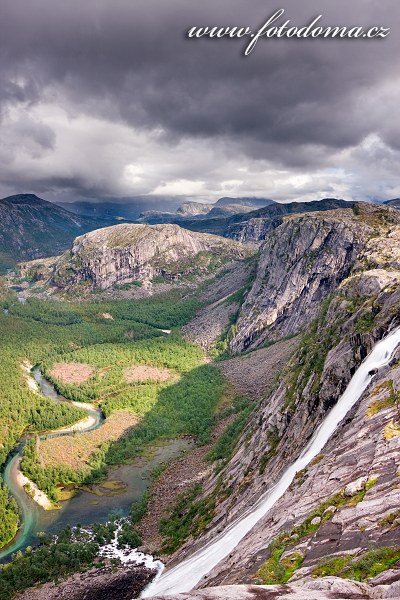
[142,327,400,596]
[0,367,190,562]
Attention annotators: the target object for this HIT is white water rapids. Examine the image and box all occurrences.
[141,326,400,597]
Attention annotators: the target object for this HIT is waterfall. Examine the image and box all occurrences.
[142,327,400,597]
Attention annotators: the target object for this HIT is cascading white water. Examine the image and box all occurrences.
[141,326,400,597]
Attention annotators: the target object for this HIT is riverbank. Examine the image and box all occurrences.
[15,457,54,511]
[20,360,39,393]
[50,414,97,434]
[0,366,104,553]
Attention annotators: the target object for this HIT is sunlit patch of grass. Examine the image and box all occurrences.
[313,547,400,581]
[312,555,354,578]
[384,420,400,440]
[256,549,303,584]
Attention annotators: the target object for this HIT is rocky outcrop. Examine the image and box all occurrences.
[230,205,400,353]
[177,202,212,216]
[52,223,251,290]
[230,214,358,352]
[227,216,283,244]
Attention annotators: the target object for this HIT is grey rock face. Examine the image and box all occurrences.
[177,202,212,216]
[344,477,369,497]
[230,214,359,352]
[230,204,400,353]
[52,223,251,290]
[228,216,283,243]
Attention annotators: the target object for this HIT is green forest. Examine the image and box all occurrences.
[0,524,113,600]
[0,289,219,553]
[22,332,225,500]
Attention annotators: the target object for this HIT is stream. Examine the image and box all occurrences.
[0,366,190,563]
[142,327,400,596]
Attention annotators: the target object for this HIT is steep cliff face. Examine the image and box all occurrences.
[52,223,251,290]
[144,205,400,595]
[230,205,400,353]
[225,199,355,243]
[163,257,400,594]
[227,216,282,244]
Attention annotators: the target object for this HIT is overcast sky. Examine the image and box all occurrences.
[0,0,399,204]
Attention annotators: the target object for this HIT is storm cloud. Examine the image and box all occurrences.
[0,0,399,203]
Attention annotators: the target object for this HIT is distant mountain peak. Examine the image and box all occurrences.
[3,193,47,205]
[0,193,118,271]
[215,196,275,208]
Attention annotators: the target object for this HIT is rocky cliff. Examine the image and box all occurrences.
[143,203,400,597]
[52,223,251,290]
[230,204,400,353]
[186,295,400,591]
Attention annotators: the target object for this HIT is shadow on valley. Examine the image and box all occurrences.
[104,363,225,465]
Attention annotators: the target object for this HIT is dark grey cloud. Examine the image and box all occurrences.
[0,0,399,201]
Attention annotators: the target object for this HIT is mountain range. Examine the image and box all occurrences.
[137,197,274,224]
[0,194,352,273]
